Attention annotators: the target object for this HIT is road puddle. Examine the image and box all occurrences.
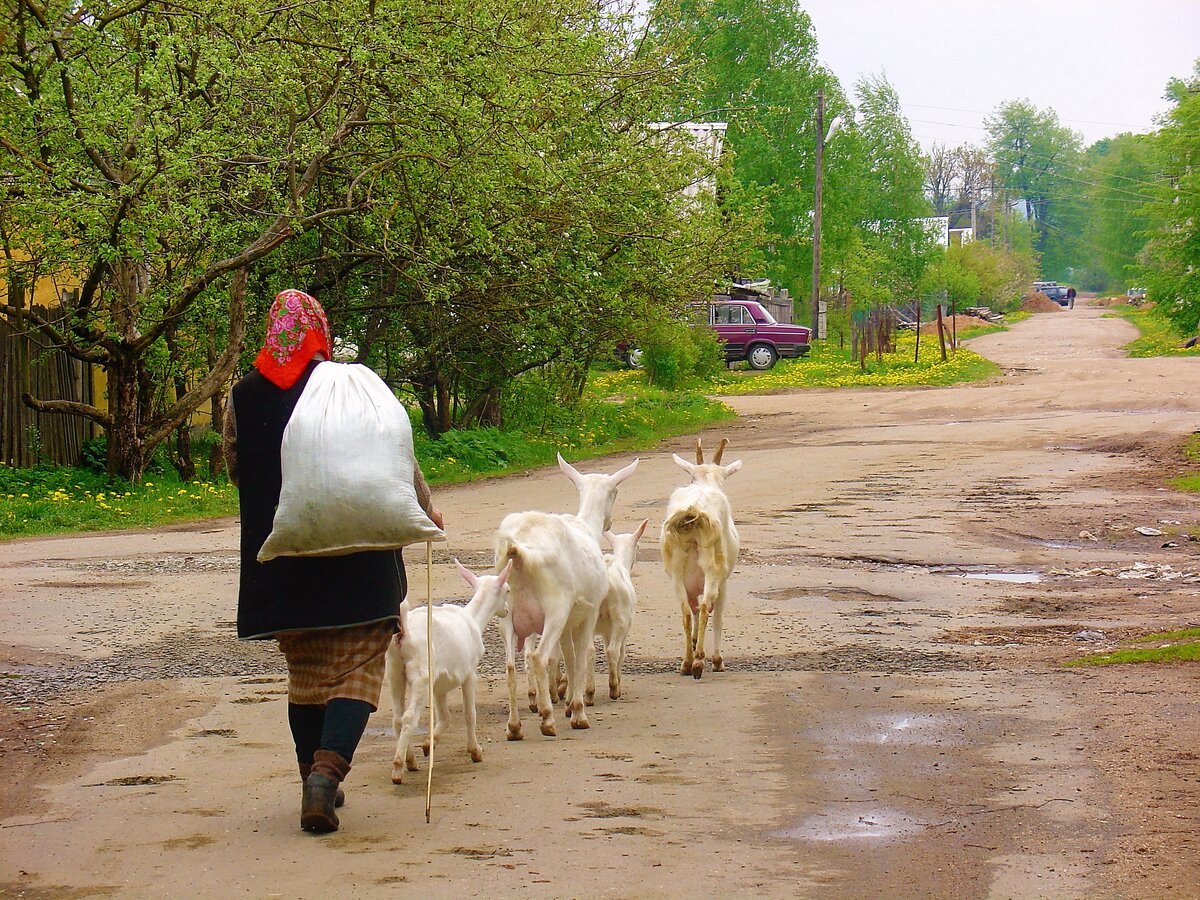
[956,572,1042,584]
[775,806,926,842]
[806,712,960,748]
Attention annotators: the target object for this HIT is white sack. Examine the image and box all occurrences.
[257,361,444,561]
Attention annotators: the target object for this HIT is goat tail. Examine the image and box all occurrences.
[664,506,707,535]
[495,536,524,572]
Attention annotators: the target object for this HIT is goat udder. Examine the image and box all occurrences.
[512,601,545,643]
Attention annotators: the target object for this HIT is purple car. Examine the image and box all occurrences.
[697,299,812,370]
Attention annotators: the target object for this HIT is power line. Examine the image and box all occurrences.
[903,102,1144,130]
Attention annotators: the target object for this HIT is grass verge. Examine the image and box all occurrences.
[709,331,999,394]
[0,465,238,538]
[1103,304,1200,358]
[414,380,733,485]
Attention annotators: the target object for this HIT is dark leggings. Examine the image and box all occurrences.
[288,698,373,764]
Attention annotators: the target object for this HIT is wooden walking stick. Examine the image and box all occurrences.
[425,540,435,823]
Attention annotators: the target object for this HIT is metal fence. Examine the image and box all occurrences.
[0,315,97,467]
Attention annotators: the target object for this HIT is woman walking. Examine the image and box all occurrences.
[223,289,441,834]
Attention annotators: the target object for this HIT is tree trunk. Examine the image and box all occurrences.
[106,354,147,481]
[209,390,226,478]
[165,322,196,480]
[206,321,226,477]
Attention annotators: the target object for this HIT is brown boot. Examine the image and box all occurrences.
[301,750,351,833]
[299,762,344,808]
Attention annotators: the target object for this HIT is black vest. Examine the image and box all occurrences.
[231,361,406,639]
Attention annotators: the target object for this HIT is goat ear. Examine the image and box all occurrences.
[454,558,479,587]
[672,453,695,474]
[723,459,743,476]
[633,518,649,541]
[557,453,583,486]
[610,457,639,484]
[494,559,513,589]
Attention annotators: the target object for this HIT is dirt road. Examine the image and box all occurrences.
[2,304,1198,898]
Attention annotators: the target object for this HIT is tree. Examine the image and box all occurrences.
[1140,59,1200,335]
[986,100,1082,275]
[924,143,958,216]
[1077,133,1156,291]
[838,74,934,302]
[2,0,745,469]
[242,1,747,438]
[0,1,424,478]
[647,0,844,298]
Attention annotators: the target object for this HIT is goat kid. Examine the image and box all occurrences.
[587,518,648,703]
[531,454,640,708]
[496,455,638,739]
[387,560,511,784]
[661,439,741,679]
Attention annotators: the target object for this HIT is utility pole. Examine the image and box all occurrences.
[989,174,996,249]
[811,88,825,342]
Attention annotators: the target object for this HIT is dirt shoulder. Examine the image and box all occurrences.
[1,304,1198,898]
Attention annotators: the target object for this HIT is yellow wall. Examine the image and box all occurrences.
[2,265,215,430]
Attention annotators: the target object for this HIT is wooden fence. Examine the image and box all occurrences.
[0,315,97,467]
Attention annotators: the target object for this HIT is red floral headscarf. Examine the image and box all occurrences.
[253,289,333,389]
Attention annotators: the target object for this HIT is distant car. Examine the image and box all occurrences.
[1127,287,1147,301]
[697,299,812,370]
[1033,282,1069,306]
[619,298,812,372]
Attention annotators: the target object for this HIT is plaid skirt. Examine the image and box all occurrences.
[276,619,397,709]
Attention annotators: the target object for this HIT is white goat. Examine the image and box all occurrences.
[495,455,638,739]
[587,518,648,703]
[661,439,741,679]
[387,560,511,784]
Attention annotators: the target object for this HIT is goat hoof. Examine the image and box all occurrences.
[528,701,538,713]
[584,695,596,707]
[421,743,431,758]
[570,716,590,730]
[469,746,483,763]
[405,756,418,772]
[507,725,524,741]
[540,722,557,737]
[679,663,692,676]
[609,687,621,700]
[712,657,724,672]
[390,767,406,785]
[691,661,704,679]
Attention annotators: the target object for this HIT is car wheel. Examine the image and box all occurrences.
[625,348,644,369]
[746,343,778,371]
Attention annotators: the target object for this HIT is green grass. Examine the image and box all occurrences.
[1066,642,1200,667]
[1065,623,1200,667]
[414,379,734,485]
[1135,627,1200,643]
[707,332,999,394]
[0,464,239,538]
[1103,304,1200,358]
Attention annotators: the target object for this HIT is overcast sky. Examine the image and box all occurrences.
[801,0,1200,151]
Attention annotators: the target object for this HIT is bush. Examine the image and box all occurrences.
[641,319,725,389]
